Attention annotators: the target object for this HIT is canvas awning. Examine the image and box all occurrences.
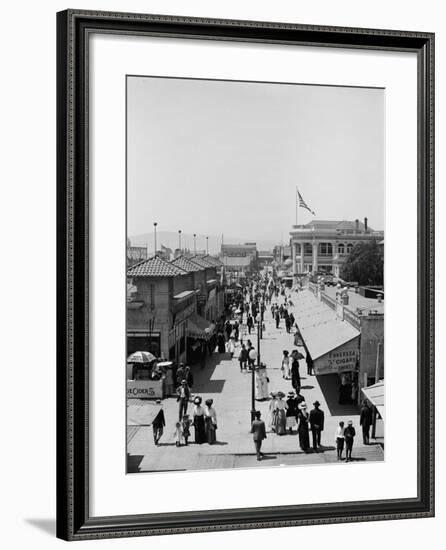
[187,312,215,340]
[293,290,360,363]
[362,381,385,420]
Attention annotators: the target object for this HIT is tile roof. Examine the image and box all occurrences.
[127,256,187,278]
[202,254,224,267]
[171,256,204,273]
[188,256,215,269]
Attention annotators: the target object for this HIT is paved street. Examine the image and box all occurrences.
[127,291,383,473]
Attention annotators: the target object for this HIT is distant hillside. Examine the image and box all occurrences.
[129,231,283,255]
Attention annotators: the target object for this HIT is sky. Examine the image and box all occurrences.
[127,76,384,247]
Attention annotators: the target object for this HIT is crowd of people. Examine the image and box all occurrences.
[147,271,374,464]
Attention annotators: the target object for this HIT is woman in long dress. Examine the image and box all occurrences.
[281,350,290,380]
[192,396,206,444]
[274,391,288,435]
[255,365,269,400]
[297,402,310,451]
[204,398,217,444]
[268,392,278,432]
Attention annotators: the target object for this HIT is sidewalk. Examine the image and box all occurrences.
[127,292,383,473]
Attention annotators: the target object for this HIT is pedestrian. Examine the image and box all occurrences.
[286,391,298,433]
[275,311,280,329]
[192,396,207,444]
[268,392,278,432]
[291,351,301,391]
[181,414,191,446]
[226,336,235,357]
[204,398,218,444]
[248,345,257,370]
[217,332,226,353]
[296,402,310,452]
[335,421,345,460]
[175,363,185,387]
[281,350,290,379]
[174,421,183,447]
[238,344,248,371]
[285,316,291,333]
[309,400,325,451]
[360,400,373,444]
[255,365,269,400]
[151,399,165,446]
[164,363,175,396]
[176,379,190,421]
[250,410,267,461]
[247,314,254,334]
[184,365,194,388]
[289,312,295,327]
[344,420,356,462]
[274,391,288,435]
[306,353,314,375]
[224,320,232,340]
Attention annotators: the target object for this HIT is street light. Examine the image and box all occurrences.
[206,236,209,254]
[193,233,197,254]
[178,229,182,252]
[153,222,158,255]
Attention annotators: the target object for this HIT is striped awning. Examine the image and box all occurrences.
[187,312,215,340]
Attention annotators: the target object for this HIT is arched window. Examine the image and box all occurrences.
[338,243,345,254]
[319,243,333,256]
[346,243,354,254]
[304,243,312,255]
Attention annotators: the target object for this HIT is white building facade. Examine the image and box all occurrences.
[290,218,384,276]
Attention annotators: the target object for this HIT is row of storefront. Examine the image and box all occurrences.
[126,254,223,365]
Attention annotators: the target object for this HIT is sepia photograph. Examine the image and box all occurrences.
[125,75,385,474]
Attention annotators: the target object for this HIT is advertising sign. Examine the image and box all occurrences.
[314,337,359,375]
[127,379,163,399]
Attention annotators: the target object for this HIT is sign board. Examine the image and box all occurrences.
[127,379,163,399]
[314,337,359,375]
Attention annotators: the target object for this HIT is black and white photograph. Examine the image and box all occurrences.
[126,76,385,473]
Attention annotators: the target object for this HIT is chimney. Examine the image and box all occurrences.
[364,217,368,232]
[355,219,359,233]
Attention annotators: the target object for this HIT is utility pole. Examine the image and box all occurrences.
[178,229,182,253]
[193,233,197,255]
[153,222,158,255]
[206,236,209,254]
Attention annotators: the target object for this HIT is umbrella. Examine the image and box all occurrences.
[127,351,156,364]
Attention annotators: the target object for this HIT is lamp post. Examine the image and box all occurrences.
[206,236,209,254]
[193,233,197,255]
[153,222,158,255]
[178,229,182,252]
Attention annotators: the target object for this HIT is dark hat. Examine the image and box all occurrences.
[277,391,285,398]
[288,391,295,396]
[205,398,213,406]
[313,400,321,407]
[155,399,162,404]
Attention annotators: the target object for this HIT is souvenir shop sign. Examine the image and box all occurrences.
[314,337,359,375]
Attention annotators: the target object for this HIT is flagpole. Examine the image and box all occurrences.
[296,187,298,226]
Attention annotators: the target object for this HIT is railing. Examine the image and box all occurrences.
[343,308,361,330]
[320,292,337,311]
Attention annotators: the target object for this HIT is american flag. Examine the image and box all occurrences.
[297,189,315,216]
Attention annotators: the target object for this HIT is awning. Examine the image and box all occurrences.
[187,312,215,340]
[293,290,360,362]
[362,381,385,420]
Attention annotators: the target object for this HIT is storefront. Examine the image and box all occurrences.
[361,380,384,438]
[187,312,215,365]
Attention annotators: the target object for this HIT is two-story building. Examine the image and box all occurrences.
[220,243,258,282]
[289,218,384,276]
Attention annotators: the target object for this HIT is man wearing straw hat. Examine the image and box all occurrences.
[309,400,325,451]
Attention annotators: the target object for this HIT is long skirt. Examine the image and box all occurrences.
[204,417,217,444]
[275,409,287,435]
[298,426,310,450]
[286,415,296,429]
[194,415,206,444]
[269,409,278,431]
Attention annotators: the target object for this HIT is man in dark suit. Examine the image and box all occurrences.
[151,399,165,446]
[250,410,267,461]
[309,400,325,450]
[360,401,373,444]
